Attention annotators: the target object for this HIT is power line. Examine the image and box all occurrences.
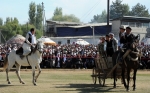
[81,0,101,22]
[80,0,99,19]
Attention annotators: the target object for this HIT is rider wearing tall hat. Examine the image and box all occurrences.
[20,28,36,59]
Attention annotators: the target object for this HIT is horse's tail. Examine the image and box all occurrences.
[3,54,8,71]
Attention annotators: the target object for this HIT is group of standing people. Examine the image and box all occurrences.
[98,25,138,62]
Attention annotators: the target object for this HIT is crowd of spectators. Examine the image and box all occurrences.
[41,44,97,69]
[0,43,97,69]
[139,45,150,69]
[1,43,150,69]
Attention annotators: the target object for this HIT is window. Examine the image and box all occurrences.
[58,41,61,45]
[122,21,128,25]
[67,40,70,44]
[136,22,142,27]
[129,22,135,27]
[143,23,149,28]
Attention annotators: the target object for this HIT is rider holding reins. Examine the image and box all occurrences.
[20,28,36,59]
[119,26,136,62]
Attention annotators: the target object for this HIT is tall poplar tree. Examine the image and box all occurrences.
[29,2,36,25]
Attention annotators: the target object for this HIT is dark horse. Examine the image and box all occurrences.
[112,34,140,91]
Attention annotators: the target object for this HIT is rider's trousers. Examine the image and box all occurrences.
[22,43,31,56]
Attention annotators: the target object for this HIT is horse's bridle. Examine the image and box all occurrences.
[36,43,44,54]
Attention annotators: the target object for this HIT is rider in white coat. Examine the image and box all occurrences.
[20,28,36,59]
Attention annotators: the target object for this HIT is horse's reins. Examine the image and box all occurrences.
[25,43,43,66]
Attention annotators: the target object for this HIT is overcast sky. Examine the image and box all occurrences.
[0,0,150,24]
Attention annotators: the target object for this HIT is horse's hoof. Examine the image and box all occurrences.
[22,82,25,84]
[20,81,25,84]
[8,82,11,84]
[34,83,37,86]
[126,89,130,92]
[133,88,136,91]
[113,86,116,88]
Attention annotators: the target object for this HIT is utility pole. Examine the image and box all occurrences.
[107,0,110,34]
[27,22,28,31]
[42,2,44,36]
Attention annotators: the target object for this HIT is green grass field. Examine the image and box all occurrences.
[0,69,150,93]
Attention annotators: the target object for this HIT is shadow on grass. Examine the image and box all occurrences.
[0,84,27,88]
[55,83,126,93]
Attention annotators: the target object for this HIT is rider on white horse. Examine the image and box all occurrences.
[20,28,36,59]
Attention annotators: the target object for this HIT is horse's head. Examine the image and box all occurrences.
[134,34,140,44]
[34,41,44,54]
[129,34,140,60]
[129,34,140,50]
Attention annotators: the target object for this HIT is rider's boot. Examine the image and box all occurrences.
[20,55,25,59]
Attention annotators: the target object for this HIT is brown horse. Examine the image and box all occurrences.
[112,34,140,91]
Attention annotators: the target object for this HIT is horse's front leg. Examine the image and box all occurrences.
[113,68,116,88]
[35,64,41,82]
[126,68,131,91]
[32,66,36,86]
[121,68,126,88]
[133,69,137,91]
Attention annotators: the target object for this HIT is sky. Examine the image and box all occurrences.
[0,0,150,24]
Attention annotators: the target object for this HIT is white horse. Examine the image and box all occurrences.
[3,41,44,86]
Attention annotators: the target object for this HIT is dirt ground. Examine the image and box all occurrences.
[0,69,150,93]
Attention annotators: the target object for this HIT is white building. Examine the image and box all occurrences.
[45,16,150,45]
[111,16,150,41]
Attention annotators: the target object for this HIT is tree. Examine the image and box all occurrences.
[29,2,36,25]
[110,0,130,19]
[130,3,150,17]
[53,7,62,16]
[91,10,107,23]
[63,14,80,22]
[20,23,35,37]
[13,17,19,24]
[35,29,42,39]
[0,17,22,41]
[91,14,100,23]
[52,7,63,21]
[5,17,11,24]
[0,18,3,26]
[51,7,80,22]
[35,4,43,30]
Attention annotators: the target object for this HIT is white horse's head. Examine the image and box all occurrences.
[34,41,44,53]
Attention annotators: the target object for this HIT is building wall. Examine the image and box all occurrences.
[111,20,148,41]
[56,25,111,37]
[50,36,102,45]
[131,27,147,41]
[111,20,121,39]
